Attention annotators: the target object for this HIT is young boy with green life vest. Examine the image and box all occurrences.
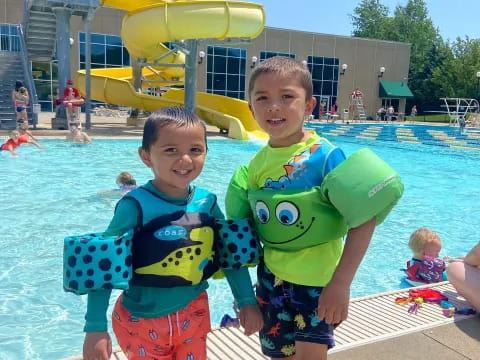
[225,56,404,360]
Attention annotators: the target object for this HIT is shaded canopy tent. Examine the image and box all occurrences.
[379,81,414,98]
[378,81,414,120]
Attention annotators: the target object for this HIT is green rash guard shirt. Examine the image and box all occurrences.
[84,181,257,333]
[227,131,346,287]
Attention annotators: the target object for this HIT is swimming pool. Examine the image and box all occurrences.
[1,136,479,360]
[306,123,480,150]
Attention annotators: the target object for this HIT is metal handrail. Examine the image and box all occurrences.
[17,23,39,127]
[22,0,30,35]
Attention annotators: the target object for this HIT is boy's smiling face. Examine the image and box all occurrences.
[138,123,207,198]
[249,72,316,147]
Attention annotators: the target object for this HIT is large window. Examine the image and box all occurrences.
[206,46,246,99]
[307,56,339,117]
[0,23,20,52]
[79,32,130,69]
[31,61,58,111]
[259,51,295,61]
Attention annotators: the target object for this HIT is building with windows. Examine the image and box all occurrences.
[2,1,412,118]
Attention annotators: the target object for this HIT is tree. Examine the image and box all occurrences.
[350,0,390,40]
[431,37,480,99]
[351,0,445,107]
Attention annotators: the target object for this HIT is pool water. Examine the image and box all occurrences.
[1,137,479,360]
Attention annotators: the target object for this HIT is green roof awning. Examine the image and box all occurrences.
[379,81,414,98]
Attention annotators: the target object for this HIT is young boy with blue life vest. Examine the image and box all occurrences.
[225,56,404,360]
[73,107,261,360]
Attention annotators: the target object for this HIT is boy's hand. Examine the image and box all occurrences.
[317,281,350,326]
[238,304,263,336]
[83,331,112,360]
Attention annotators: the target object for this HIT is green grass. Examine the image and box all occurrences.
[416,113,477,124]
[416,114,451,123]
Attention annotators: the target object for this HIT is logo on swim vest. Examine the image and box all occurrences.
[154,225,187,241]
[368,175,396,198]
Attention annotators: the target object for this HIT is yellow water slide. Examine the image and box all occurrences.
[75,0,267,140]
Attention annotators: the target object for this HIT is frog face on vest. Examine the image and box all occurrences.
[248,187,348,251]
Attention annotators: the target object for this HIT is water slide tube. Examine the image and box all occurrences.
[75,0,267,140]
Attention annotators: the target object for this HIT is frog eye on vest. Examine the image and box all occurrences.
[275,201,299,225]
[255,201,270,224]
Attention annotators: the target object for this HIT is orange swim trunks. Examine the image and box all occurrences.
[112,291,211,360]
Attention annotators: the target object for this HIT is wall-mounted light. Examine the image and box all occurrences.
[250,55,258,69]
[378,66,386,78]
[69,37,74,46]
[198,50,205,65]
[340,63,348,75]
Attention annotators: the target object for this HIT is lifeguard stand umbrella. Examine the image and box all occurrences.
[379,81,414,98]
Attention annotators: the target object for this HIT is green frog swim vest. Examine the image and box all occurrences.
[248,148,404,251]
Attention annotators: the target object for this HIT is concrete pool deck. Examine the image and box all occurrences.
[0,112,229,139]
[0,111,456,140]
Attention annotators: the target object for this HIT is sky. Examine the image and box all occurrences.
[255,0,480,42]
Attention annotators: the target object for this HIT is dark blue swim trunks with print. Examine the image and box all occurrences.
[255,261,335,358]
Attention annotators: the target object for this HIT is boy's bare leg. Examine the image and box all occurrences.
[295,342,328,360]
[447,262,480,311]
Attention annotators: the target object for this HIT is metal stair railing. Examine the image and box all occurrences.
[17,19,39,128]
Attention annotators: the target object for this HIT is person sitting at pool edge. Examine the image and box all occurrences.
[446,242,480,311]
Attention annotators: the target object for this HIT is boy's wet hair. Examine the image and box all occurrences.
[141,106,207,151]
[117,171,136,186]
[409,227,441,255]
[248,56,313,100]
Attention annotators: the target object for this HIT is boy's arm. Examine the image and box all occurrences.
[83,132,92,144]
[83,197,140,359]
[84,198,139,330]
[210,200,257,309]
[215,178,262,334]
[27,130,38,142]
[317,217,376,325]
[29,139,44,149]
[225,165,251,219]
[224,268,262,335]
